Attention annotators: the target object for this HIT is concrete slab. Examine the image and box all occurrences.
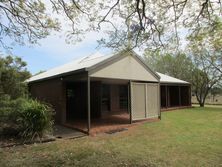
[53,125,86,139]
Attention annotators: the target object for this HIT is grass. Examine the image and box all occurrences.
[0,106,222,167]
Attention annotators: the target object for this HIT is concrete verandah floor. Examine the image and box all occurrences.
[64,113,159,135]
[65,113,130,135]
[53,125,86,139]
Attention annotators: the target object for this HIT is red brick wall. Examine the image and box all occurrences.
[29,79,66,124]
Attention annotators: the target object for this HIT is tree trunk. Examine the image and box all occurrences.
[196,96,205,107]
[196,89,210,107]
[200,103,204,107]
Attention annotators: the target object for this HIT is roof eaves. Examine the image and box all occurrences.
[160,81,191,85]
[28,68,87,84]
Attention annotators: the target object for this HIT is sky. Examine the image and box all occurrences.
[4,31,112,74]
[4,26,185,75]
[0,1,149,75]
[0,0,114,75]
[0,0,186,75]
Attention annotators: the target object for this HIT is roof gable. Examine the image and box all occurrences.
[89,51,159,82]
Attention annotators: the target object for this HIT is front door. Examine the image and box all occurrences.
[131,83,146,120]
[130,82,160,121]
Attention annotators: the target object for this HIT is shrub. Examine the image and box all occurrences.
[17,99,54,140]
[0,97,54,140]
[0,95,22,136]
[17,99,53,138]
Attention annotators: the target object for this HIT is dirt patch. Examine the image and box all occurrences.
[105,128,128,134]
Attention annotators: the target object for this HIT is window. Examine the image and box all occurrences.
[67,89,75,98]
[119,85,128,109]
[101,84,110,111]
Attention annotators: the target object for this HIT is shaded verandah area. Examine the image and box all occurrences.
[65,114,131,134]
[160,84,192,111]
[63,75,132,134]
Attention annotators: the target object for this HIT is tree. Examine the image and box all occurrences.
[144,51,194,82]
[1,0,221,50]
[191,65,221,107]
[188,16,222,75]
[0,0,59,49]
[48,0,222,49]
[0,55,31,99]
[191,51,222,107]
[144,50,221,107]
[192,68,212,107]
[186,17,222,107]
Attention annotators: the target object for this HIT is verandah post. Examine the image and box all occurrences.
[128,80,132,124]
[179,86,181,106]
[87,76,91,134]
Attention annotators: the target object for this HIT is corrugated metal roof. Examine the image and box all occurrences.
[157,72,189,84]
[27,52,111,82]
[27,51,189,84]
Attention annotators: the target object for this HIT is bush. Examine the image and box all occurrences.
[0,95,22,136]
[17,99,54,139]
[0,96,54,140]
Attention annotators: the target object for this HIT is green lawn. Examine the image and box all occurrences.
[0,106,222,167]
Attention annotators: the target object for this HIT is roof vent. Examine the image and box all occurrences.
[79,52,104,63]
